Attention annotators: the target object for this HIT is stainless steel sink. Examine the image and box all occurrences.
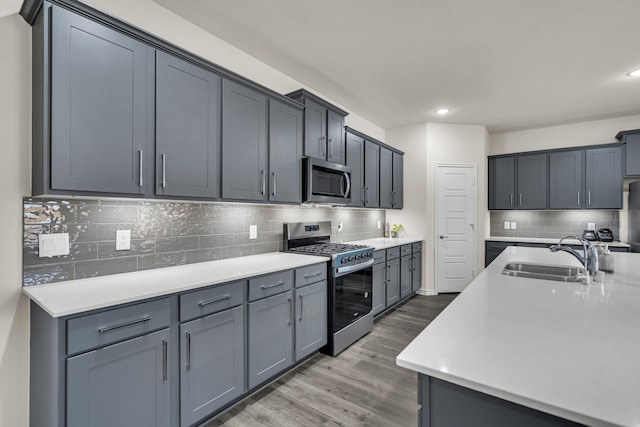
[501,263,587,282]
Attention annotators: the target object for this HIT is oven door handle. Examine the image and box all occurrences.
[335,258,374,277]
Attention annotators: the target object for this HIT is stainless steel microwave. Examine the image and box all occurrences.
[303,157,351,205]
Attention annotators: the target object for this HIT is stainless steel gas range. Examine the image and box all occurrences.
[284,221,374,356]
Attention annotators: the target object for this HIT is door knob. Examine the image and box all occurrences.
[439,235,448,239]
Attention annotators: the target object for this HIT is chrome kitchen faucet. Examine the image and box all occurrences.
[549,235,599,284]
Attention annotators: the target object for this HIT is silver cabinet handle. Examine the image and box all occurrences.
[343,172,351,198]
[519,194,523,207]
[391,191,395,207]
[261,281,284,290]
[162,339,168,381]
[577,191,580,206]
[198,294,231,307]
[185,332,191,371]
[303,271,322,279]
[288,297,293,326]
[361,187,365,205]
[161,153,166,188]
[98,316,151,334]
[318,137,324,157]
[298,295,303,321]
[138,149,144,187]
[261,170,265,195]
[272,171,276,197]
[510,193,513,207]
[588,191,591,206]
[365,186,369,205]
[329,138,333,159]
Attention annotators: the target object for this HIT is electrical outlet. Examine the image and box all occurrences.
[249,225,257,239]
[377,221,381,229]
[587,222,596,231]
[338,221,343,231]
[116,230,131,251]
[504,221,511,230]
[511,222,517,230]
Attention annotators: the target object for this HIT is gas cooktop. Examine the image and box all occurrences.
[289,243,371,256]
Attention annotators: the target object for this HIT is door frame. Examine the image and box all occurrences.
[434,163,478,294]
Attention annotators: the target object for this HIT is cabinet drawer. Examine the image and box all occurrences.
[412,242,422,253]
[180,280,245,322]
[387,246,401,260]
[485,241,512,251]
[249,270,294,301]
[373,250,386,264]
[67,298,171,355]
[295,263,327,288]
[400,244,412,256]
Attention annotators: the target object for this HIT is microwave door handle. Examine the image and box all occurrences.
[343,172,351,198]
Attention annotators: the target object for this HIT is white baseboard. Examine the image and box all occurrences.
[416,288,438,296]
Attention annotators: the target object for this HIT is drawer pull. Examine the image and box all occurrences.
[186,332,192,371]
[98,316,151,334]
[162,339,168,381]
[261,281,285,290]
[303,271,323,279]
[198,294,232,307]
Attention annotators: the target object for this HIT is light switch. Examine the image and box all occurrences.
[249,225,257,239]
[503,221,511,230]
[511,222,517,230]
[39,233,70,258]
[587,222,596,231]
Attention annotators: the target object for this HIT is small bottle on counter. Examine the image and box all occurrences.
[598,244,614,273]
[384,222,390,237]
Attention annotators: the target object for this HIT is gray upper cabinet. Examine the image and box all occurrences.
[585,146,623,209]
[221,79,268,201]
[549,150,584,209]
[364,141,380,207]
[287,89,348,164]
[516,153,548,209]
[617,129,640,176]
[392,152,404,209]
[180,306,245,427]
[346,132,365,207]
[156,52,220,199]
[379,147,393,208]
[295,280,328,361]
[268,99,303,203]
[66,328,171,427]
[488,156,516,210]
[50,5,154,196]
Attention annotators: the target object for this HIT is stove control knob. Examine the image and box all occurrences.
[348,256,354,262]
[355,254,361,260]
[368,252,373,258]
[341,258,347,264]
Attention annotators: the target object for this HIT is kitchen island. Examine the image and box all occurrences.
[397,246,640,427]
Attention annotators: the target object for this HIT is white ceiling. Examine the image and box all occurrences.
[151,0,640,134]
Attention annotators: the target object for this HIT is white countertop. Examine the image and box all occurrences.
[23,252,328,318]
[397,247,640,427]
[346,237,423,250]
[488,235,631,248]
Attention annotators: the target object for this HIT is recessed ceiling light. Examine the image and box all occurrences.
[435,107,451,115]
[626,68,640,77]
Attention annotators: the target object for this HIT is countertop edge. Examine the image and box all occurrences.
[487,236,631,248]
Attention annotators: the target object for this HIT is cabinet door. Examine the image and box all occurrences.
[364,141,380,207]
[392,153,404,209]
[549,150,584,209]
[411,252,422,292]
[585,146,623,209]
[295,281,328,361]
[248,291,294,389]
[517,153,548,209]
[180,306,244,427]
[66,329,170,427]
[623,133,640,176]
[386,257,400,306]
[346,133,365,207]
[372,262,386,316]
[50,6,153,195]
[303,99,327,160]
[326,110,345,164]
[379,147,393,208]
[269,99,303,203]
[400,255,412,299]
[221,79,267,201]
[488,157,516,210]
[156,51,220,199]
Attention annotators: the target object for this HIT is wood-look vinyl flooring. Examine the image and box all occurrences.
[205,294,457,427]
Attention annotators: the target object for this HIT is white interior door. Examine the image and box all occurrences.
[436,165,477,293]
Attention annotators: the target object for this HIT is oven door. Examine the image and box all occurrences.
[331,266,373,333]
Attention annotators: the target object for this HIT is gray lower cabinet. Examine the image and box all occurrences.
[392,152,404,209]
[400,254,412,299]
[295,280,328,361]
[585,146,622,209]
[488,156,516,210]
[248,290,294,389]
[517,153,548,209]
[386,257,400,306]
[346,132,365,207]
[180,306,244,427]
[268,99,303,203]
[549,150,584,209]
[155,51,220,199]
[411,248,422,293]
[49,5,154,195]
[372,250,387,316]
[380,147,393,208]
[66,328,171,427]
[221,79,268,201]
[364,141,380,207]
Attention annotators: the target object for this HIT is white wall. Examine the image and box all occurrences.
[80,0,386,142]
[387,123,488,294]
[0,13,31,427]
